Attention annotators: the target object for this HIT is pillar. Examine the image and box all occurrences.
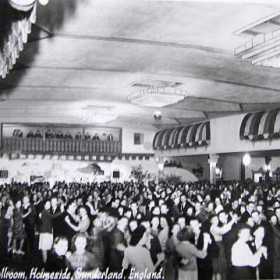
[209,154,219,185]
[156,156,165,181]
[241,158,245,182]
[265,156,272,182]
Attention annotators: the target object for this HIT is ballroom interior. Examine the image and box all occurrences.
[1,0,280,185]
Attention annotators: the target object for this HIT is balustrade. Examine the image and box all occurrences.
[1,138,121,155]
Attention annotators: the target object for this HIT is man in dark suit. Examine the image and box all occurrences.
[50,196,62,238]
[130,201,139,219]
[241,201,255,223]
[170,196,180,220]
[179,194,192,215]
[190,218,218,280]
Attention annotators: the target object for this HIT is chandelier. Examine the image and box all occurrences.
[128,86,188,108]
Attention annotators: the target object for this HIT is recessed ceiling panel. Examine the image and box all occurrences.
[170,97,241,112]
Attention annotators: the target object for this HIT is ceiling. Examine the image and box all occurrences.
[2,0,280,130]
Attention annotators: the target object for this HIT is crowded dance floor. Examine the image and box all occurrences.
[2,0,280,279]
[0,179,279,280]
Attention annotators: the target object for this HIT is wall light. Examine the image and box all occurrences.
[158,163,164,171]
[242,153,251,166]
[264,164,271,172]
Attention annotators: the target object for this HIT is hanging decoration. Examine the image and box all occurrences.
[0,0,48,79]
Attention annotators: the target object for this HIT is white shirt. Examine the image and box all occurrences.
[231,240,261,267]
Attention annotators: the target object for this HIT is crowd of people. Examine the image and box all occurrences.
[164,161,183,168]
[0,179,279,280]
[11,130,114,141]
[12,129,23,138]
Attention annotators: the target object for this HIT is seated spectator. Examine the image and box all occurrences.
[56,131,64,139]
[45,130,52,139]
[85,132,91,140]
[26,130,34,138]
[12,129,23,138]
[164,161,170,167]
[64,132,73,140]
[51,130,56,139]
[92,133,100,141]
[107,133,114,141]
[102,133,107,140]
[75,132,82,140]
[34,130,43,138]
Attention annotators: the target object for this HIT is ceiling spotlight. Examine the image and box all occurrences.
[153,111,162,121]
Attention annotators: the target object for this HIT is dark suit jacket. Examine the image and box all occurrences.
[51,206,61,237]
[178,201,192,215]
[196,231,218,280]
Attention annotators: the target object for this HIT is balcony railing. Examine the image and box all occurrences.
[1,138,121,155]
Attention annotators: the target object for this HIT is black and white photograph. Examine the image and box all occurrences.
[1,0,280,279]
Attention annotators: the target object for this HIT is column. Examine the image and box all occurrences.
[265,156,272,182]
[209,154,219,185]
[241,158,245,182]
[156,156,165,182]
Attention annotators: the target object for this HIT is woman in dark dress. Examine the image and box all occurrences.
[12,200,26,255]
[22,195,36,255]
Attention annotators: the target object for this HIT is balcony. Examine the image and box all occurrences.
[1,138,122,155]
